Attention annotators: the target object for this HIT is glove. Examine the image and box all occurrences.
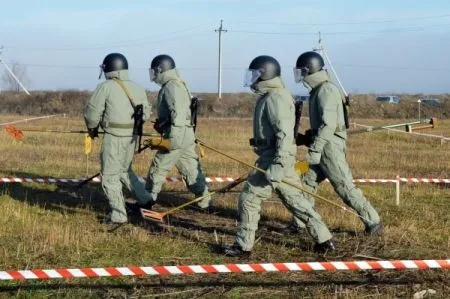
[296,129,313,146]
[144,137,172,152]
[87,127,99,139]
[265,163,283,183]
[306,150,321,165]
[153,118,168,134]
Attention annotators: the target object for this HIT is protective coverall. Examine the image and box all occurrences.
[235,76,333,251]
[292,70,380,230]
[84,70,152,223]
[145,69,210,208]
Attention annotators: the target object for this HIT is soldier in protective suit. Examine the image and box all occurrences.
[224,55,335,257]
[290,51,383,235]
[144,54,211,210]
[84,53,153,228]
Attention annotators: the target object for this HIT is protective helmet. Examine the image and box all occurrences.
[244,55,281,87]
[293,51,324,83]
[149,54,176,82]
[101,53,128,73]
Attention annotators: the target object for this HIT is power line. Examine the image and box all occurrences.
[13,62,450,73]
[227,23,450,36]
[5,33,211,51]
[336,63,450,72]
[3,24,214,51]
[232,13,450,26]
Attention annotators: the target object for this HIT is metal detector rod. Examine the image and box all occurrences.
[77,172,100,188]
[0,60,31,96]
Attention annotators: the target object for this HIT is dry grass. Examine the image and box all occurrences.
[1,91,449,119]
[0,114,449,298]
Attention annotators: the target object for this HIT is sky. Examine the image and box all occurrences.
[1,0,450,95]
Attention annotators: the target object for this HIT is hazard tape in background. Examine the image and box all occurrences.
[1,259,449,280]
[0,176,449,184]
[0,114,66,126]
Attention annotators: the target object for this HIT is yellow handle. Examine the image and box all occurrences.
[84,134,93,155]
[197,144,206,158]
[295,160,309,175]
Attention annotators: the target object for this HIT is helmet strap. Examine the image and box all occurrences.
[98,65,105,80]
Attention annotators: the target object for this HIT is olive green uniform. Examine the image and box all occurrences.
[145,69,210,208]
[293,70,380,229]
[84,70,152,223]
[235,77,332,251]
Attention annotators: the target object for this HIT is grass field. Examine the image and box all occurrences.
[0,115,449,298]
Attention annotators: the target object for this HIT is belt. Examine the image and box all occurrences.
[249,138,272,147]
[311,124,346,136]
[249,138,295,146]
[108,122,134,129]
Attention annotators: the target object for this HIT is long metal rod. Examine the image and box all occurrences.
[349,119,431,135]
[314,34,348,97]
[0,61,31,95]
[196,139,368,222]
[166,175,247,216]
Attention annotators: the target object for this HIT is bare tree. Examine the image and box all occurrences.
[1,61,30,92]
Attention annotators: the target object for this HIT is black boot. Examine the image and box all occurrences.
[126,200,154,214]
[280,222,304,234]
[223,244,251,258]
[313,239,336,253]
[365,222,384,236]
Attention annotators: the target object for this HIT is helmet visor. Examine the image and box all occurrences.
[243,69,262,87]
[293,67,309,83]
[149,68,157,82]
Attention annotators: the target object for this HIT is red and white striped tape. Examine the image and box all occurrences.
[1,259,448,280]
[1,177,448,184]
[399,178,450,184]
[0,114,65,126]
[0,176,235,184]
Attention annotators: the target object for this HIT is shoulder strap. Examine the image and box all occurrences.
[310,80,327,97]
[112,78,137,108]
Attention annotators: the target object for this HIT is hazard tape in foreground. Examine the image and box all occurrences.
[0,176,233,184]
[0,260,448,280]
[0,177,449,184]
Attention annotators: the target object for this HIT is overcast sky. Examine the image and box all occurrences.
[1,0,450,94]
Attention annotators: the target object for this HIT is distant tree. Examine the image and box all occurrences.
[1,61,30,92]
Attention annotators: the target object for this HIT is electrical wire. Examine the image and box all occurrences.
[232,13,450,26]
[12,62,450,73]
[3,24,213,51]
[227,23,450,36]
[337,63,450,72]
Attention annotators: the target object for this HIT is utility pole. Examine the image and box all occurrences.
[215,20,227,100]
[0,46,31,95]
[418,99,422,121]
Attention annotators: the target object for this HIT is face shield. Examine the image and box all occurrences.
[293,67,309,83]
[243,69,262,87]
[149,68,158,82]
